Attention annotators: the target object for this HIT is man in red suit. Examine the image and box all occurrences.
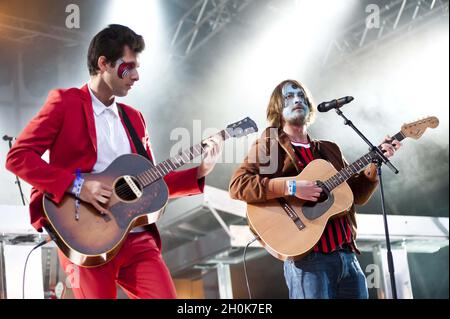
[5,24,223,299]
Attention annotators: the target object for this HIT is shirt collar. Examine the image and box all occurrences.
[88,83,119,118]
[291,141,311,148]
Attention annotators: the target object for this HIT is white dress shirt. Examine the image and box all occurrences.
[88,85,147,233]
[88,85,132,174]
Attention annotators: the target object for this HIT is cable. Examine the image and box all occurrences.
[243,236,260,299]
[22,236,51,299]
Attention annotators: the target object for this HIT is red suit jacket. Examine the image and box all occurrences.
[5,84,204,249]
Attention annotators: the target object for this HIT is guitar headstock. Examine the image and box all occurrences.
[401,116,439,140]
[226,117,259,138]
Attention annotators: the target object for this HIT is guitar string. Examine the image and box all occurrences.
[113,161,182,197]
[77,129,238,210]
[113,161,181,196]
[114,129,233,196]
[113,135,379,198]
[114,133,370,197]
[105,129,234,201]
[115,131,399,201]
[113,144,208,196]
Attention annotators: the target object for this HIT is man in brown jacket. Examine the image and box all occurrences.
[229,80,401,299]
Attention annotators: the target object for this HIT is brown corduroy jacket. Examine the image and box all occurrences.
[229,127,380,239]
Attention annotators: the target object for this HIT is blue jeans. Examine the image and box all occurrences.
[283,250,369,299]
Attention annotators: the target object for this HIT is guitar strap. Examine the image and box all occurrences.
[117,104,152,163]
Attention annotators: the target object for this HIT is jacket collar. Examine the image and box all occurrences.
[87,84,119,118]
[80,84,140,156]
[273,127,321,173]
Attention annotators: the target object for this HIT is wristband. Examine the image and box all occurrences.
[73,169,84,221]
[288,180,297,196]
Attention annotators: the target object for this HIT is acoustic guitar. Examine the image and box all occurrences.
[247,117,439,261]
[43,117,258,267]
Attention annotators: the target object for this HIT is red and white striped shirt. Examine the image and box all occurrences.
[291,142,357,254]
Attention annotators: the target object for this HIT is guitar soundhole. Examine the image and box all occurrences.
[303,192,329,207]
[114,176,143,202]
[316,192,329,204]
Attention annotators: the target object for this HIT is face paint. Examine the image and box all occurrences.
[116,58,136,79]
[282,83,307,109]
[282,82,310,125]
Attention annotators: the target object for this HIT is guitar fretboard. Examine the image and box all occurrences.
[135,129,230,187]
[323,131,405,191]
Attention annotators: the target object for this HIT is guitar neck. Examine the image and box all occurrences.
[323,131,406,192]
[136,129,231,187]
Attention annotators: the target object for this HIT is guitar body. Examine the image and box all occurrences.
[43,154,169,267]
[41,117,260,267]
[247,159,354,261]
[247,116,440,261]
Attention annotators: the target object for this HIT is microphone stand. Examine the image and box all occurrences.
[3,135,26,206]
[334,109,399,299]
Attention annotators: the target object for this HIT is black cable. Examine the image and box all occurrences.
[243,236,260,299]
[22,237,50,299]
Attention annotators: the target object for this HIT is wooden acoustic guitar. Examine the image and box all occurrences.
[247,117,439,261]
[43,117,258,267]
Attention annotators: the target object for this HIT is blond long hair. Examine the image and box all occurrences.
[266,80,316,128]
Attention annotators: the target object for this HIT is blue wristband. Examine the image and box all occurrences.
[288,180,296,196]
[72,169,84,221]
[71,170,84,197]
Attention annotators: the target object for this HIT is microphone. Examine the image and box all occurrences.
[317,96,354,113]
[2,135,14,142]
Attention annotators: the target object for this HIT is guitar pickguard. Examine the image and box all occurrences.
[109,180,166,229]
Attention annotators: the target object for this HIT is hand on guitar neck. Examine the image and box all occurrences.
[380,135,402,158]
[197,134,224,179]
[364,135,403,181]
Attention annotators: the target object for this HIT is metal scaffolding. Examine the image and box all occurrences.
[322,0,449,69]
[0,13,84,46]
[169,0,254,61]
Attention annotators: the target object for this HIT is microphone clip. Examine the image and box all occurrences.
[3,135,15,142]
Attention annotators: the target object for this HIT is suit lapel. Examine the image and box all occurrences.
[80,85,97,153]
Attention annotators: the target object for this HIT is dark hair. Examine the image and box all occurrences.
[87,24,145,76]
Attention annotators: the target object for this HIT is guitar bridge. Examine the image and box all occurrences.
[114,175,143,202]
[277,198,306,231]
[123,176,143,198]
